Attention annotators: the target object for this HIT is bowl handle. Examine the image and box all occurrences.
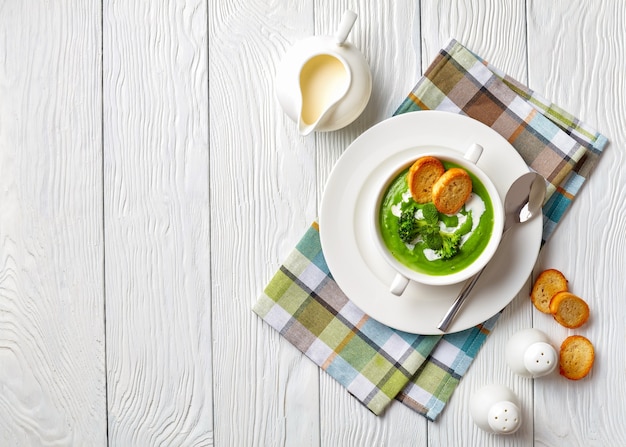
[464,143,484,164]
[390,273,410,296]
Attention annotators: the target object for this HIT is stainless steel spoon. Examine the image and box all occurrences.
[437,172,547,332]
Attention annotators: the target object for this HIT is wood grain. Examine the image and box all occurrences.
[420,0,528,81]
[0,1,105,445]
[313,2,430,446]
[0,0,624,445]
[420,2,535,445]
[209,1,321,446]
[528,0,626,445]
[103,1,212,445]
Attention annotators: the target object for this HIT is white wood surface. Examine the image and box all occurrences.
[0,0,624,445]
[0,1,106,445]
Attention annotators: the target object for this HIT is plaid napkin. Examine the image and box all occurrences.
[396,39,608,242]
[254,39,608,420]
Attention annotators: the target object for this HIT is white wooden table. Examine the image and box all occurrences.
[1,1,624,445]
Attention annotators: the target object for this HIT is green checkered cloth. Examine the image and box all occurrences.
[254,222,443,415]
[254,39,608,420]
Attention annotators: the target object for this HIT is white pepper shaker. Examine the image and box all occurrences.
[505,328,557,378]
[470,384,522,434]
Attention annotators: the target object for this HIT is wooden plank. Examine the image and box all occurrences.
[313,2,431,445]
[421,0,528,81]
[103,1,212,445]
[527,0,626,445]
[209,1,321,446]
[0,1,106,445]
[420,1,534,445]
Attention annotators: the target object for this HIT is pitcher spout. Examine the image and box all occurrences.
[297,97,342,136]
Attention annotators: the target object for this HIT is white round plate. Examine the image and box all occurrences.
[319,111,543,334]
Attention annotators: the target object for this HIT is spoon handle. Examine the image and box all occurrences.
[437,172,546,332]
[437,221,519,332]
[437,269,485,332]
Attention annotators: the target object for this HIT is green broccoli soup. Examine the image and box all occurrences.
[378,161,495,276]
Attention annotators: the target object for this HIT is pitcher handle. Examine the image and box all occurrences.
[335,10,357,45]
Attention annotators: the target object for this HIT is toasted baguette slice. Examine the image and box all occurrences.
[559,335,594,380]
[431,168,472,214]
[407,156,445,203]
[549,291,590,328]
[530,269,568,314]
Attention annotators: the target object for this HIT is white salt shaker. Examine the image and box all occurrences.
[470,384,522,434]
[505,328,557,378]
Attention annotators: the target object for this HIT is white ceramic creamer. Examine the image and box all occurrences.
[275,10,372,135]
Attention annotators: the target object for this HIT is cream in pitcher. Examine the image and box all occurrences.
[298,54,350,134]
